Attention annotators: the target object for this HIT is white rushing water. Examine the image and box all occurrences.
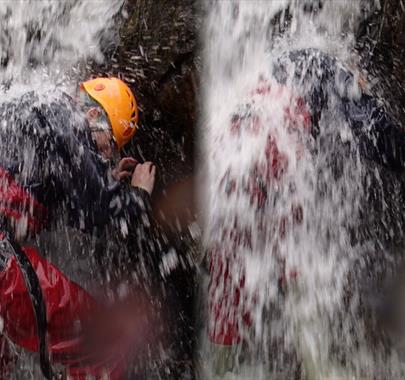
[0,0,124,94]
[199,1,405,379]
[0,1,124,378]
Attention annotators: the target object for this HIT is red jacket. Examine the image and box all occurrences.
[208,80,308,346]
[0,245,127,380]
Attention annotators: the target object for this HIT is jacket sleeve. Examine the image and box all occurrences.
[68,143,154,235]
[0,245,98,354]
[0,245,129,380]
[76,152,164,276]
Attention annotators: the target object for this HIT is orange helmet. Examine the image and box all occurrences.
[81,77,138,149]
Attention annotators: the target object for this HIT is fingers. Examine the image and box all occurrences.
[119,157,138,170]
[132,162,147,179]
[143,162,156,176]
[127,161,156,177]
[143,161,153,172]
[130,161,156,195]
[117,171,133,180]
[113,157,139,182]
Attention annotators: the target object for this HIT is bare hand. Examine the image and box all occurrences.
[112,157,138,181]
[131,162,156,195]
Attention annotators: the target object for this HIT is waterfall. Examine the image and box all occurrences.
[0,0,123,93]
[200,1,404,378]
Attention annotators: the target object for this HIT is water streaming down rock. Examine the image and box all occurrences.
[0,0,126,285]
[0,0,124,90]
[200,1,405,378]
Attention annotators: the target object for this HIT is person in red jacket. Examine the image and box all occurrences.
[0,77,160,379]
[207,79,307,376]
[207,49,405,377]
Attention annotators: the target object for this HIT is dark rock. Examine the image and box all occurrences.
[356,0,405,124]
[88,0,201,227]
[89,0,200,173]
[87,2,201,379]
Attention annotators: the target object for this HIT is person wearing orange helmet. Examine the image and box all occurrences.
[81,77,139,152]
[0,77,164,379]
[79,77,156,193]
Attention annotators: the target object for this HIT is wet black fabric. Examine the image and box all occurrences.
[0,91,152,236]
[274,49,405,172]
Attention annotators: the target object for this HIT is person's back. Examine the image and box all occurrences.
[0,91,95,232]
[206,48,405,377]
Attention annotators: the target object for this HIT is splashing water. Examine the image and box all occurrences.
[0,1,130,378]
[0,0,124,93]
[200,1,405,379]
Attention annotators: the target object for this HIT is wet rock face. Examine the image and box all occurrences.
[91,0,200,189]
[357,0,405,124]
[88,0,201,249]
[88,2,200,378]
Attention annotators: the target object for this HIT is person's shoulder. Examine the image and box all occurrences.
[35,89,89,133]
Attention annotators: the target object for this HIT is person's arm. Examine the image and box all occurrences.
[275,50,405,172]
[0,245,98,353]
[41,111,156,235]
[73,148,156,234]
[25,96,151,233]
[343,95,405,172]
